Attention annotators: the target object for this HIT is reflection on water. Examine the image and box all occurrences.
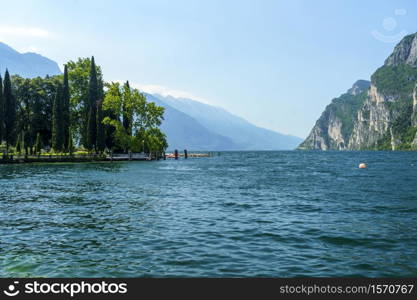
[0,151,417,277]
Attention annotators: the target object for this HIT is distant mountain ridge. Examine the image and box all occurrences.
[145,94,239,150]
[150,94,302,150]
[0,42,61,77]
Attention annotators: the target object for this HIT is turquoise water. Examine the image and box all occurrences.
[1,151,417,277]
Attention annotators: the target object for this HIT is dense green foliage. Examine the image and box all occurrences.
[66,57,103,148]
[103,81,167,156]
[372,65,417,150]
[0,57,167,156]
[96,97,105,153]
[62,65,70,151]
[372,64,417,97]
[52,84,63,151]
[390,100,416,150]
[12,75,60,153]
[86,57,99,151]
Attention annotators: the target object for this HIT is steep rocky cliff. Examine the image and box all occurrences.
[298,80,370,150]
[299,33,417,150]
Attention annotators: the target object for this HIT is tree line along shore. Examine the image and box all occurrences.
[0,57,168,162]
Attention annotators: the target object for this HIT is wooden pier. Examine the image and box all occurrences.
[165,150,212,159]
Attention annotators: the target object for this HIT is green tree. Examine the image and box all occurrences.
[16,131,23,154]
[102,82,121,151]
[52,84,64,152]
[12,75,62,150]
[102,82,132,152]
[14,77,34,154]
[28,76,59,148]
[66,57,102,147]
[62,65,70,151]
[96,99,105,153]
[3,70,17,153]
[103,82,166,154]
[86,56,99,151]
[0,76,3,143]
[86,106,95,152]
[35,132,42,154]
[68,128,74,155]
[135,127,168,157]
[96,78,105,153]
[146,127,168,153]
[122,81,132,135]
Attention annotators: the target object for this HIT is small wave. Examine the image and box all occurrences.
[222,202,253,209]
[319,235,364,246]
[226,167,249,172]
[158,166,200,171]
[318,235,387,248]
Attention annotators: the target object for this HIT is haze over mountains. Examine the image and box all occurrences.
[0,41,301,150]
[149,94,301,150]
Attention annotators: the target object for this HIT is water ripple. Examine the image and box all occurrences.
[1,152,417,277]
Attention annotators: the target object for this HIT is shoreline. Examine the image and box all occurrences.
[0,152,213,164]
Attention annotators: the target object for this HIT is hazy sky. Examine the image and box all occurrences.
[0,0,416,138]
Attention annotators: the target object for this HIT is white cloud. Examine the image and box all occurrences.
[110,81,212,104]
[19,45,40,53]
[0,26,52,38]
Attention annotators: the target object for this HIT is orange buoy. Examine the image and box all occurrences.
[359,163,367,169]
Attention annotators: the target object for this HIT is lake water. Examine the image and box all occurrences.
[1,151,417,277]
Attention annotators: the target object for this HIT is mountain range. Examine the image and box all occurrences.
[299,32,417,151]
[147,94,301,150]
[0,41,301,150]
[0,42,61,78]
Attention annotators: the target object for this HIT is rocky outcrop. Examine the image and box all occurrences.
[412,83,417,126]
[298,109,346,150]
[298,123,330,150]
[348,84,393,149]
[347,80,372,96]
[385,34,417,67]
[298,80,370,150]
[299,33,417,151]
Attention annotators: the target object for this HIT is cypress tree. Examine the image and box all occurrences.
[21,131,25,155]
[3,70,16,153]
[62,65,70,151]
[35,132,41,154]
[122,81,132,135]
[86,106,95,152]
[96,78,105,153]
[16,132,22,154]
[68,128,74,155]
[0,76,3,143]
[86,56,98,151]
[96,99,105,153]
[52,84,64,152]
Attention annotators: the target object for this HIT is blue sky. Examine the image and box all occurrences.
[0,0,416,138]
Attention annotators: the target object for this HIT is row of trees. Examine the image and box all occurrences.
[0,57,168,157]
